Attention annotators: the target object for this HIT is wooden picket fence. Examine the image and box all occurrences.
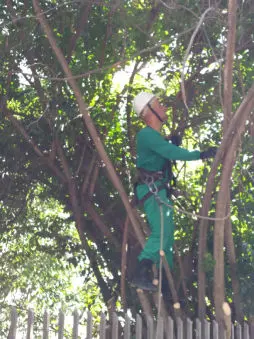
[5,307,254,338]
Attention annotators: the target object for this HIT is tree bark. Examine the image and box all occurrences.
[32,0,145,248]
[213,0,237,330]
[55,138,113,304]
[213,96,254,326]
[223,0,237,131]
[224,217,243,322]
[213,142,235,327]
[197,81,254,318]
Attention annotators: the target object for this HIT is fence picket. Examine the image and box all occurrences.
[204,319,210,339]
[58,309,65,339]
[3,308,253,338]
[232,324,235,339]
[166,316,174,339]
[212,320,219,339]
[243,323,249,339]
[147,315,154,339]
[155,317,163,339]
[187,318,193,339]
[112,312,118,339]
[72,309,79,339]
[99,313,106,339]
[26,308,34,339]
[136,314,142,339]
[8,306,18,339]
[195,318,201,339]
[177,317,183,339]
[42,310,49,339]
[124,314,130,339]
[250,320,254,339]
[86,311,92,339]
[236,323,242,339]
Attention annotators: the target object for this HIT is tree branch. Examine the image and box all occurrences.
[198,81,254,319]
[81,152,97,197]
[223,0,237,131]
[181,7,214,111]
[32,0,145,247]
[84,200,120,250]
[67,1,94,63]
[4,108,66,183]
[120,216,129,310]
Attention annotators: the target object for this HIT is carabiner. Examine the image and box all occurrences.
[148,182,158,195]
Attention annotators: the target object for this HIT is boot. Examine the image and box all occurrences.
[161,269,171,296]
[131,259,157,292]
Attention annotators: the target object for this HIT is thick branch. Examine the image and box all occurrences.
[126,61,142,161]
[213,0,237,325]
[120,216,129,310]
[213,98,254,323]
[223,0,237,130]
[32,0,145,247]
[85,200,120,250]
[213,141,236,324]
[99,1,120,67]
[88,162,100,197]
[54,137,114,301]
[67,1,94,63]
[81,153,97,197]
[224,217,243,322]
[5,109,66,183]
[198,81,254,319]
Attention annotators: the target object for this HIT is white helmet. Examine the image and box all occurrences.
[133,92,156,117]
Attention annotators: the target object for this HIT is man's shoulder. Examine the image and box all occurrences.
[138,126,159,138]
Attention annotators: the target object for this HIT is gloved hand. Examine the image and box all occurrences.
[200,147,217,159]
[166,134,182,146]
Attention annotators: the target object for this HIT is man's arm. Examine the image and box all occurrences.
[143,130,201,161]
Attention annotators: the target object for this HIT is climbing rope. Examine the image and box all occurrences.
[147,182,171,327]
[157,202,164,320]
[144,177,230,325]
[146,180,230,221]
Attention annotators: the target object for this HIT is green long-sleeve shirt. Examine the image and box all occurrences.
[136,126,200,172]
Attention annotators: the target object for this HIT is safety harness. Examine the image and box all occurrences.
[147,103,164,123]
[132,167,173,207]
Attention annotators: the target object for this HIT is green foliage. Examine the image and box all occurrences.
[203,252,216,274]
[0,0,254,326]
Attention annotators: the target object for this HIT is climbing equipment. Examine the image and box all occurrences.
[135,166,230,222]
[133,91,165,123]
[133,92,155,117]
[147,102,164,123]
[141,173,165,318]
[132,168,168,207]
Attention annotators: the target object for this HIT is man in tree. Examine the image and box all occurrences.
[132,92,216,291]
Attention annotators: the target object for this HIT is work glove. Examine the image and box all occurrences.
[166,134,182,146]
[200,147,217,160]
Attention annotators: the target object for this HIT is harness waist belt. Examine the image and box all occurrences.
[136,168,164,184]
[131,183,166,207]
[132,168,169,207]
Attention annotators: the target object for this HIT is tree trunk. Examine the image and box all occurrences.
[197,84,254,320]
[213,0,236,331]
[224,211,244,322]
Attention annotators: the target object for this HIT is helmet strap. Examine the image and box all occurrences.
[147,103,164,123]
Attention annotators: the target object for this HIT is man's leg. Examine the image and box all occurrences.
[132,190,164,291]
[132,188,174,291]
[139,189,175,294]
[139,189,174,264]
[131,258,157,291]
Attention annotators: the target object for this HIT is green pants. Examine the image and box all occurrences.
[137,184,175,268]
